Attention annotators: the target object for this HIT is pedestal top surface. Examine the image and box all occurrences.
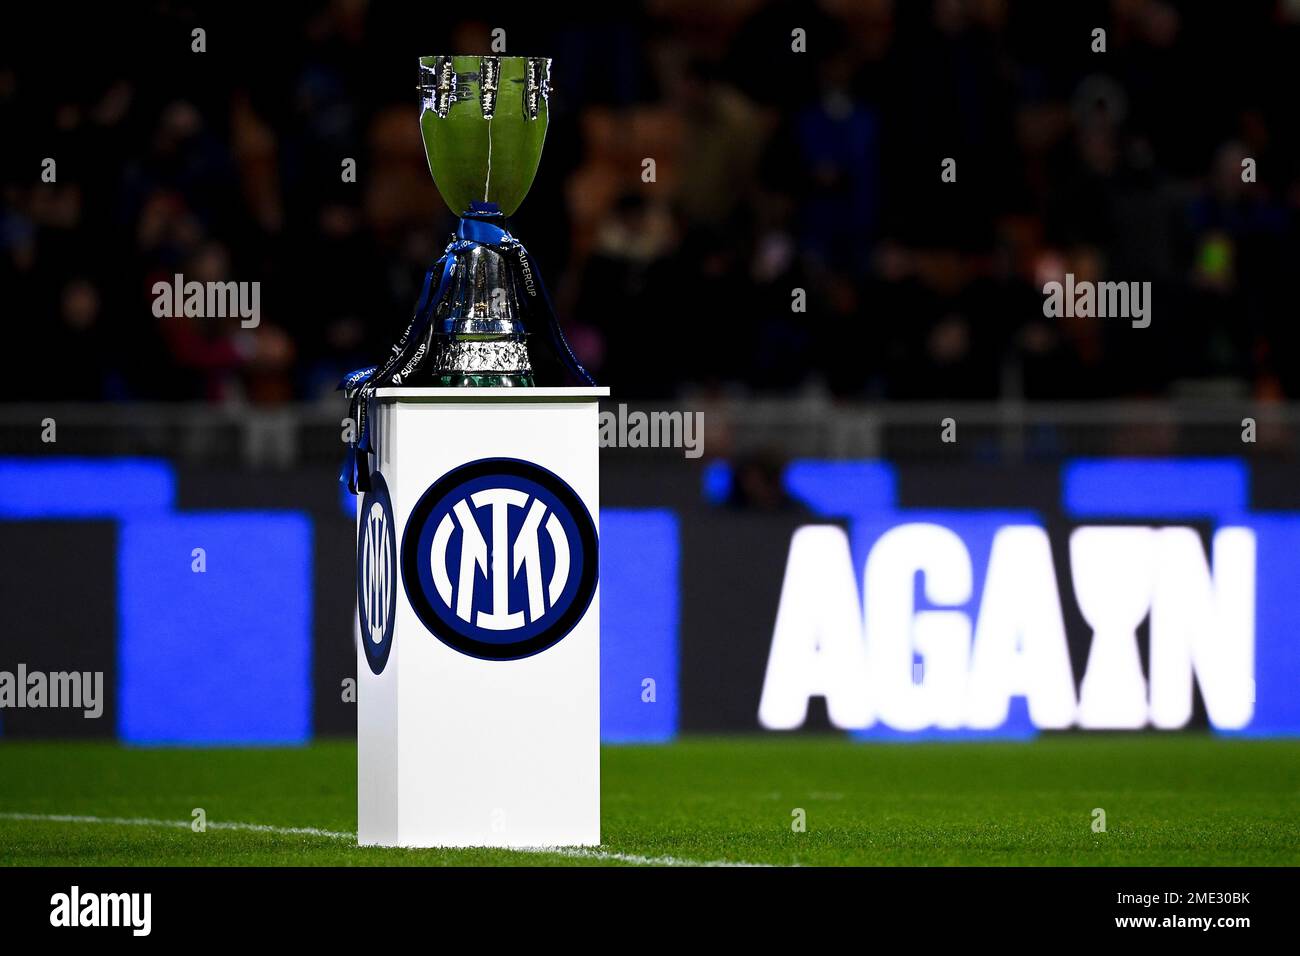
[373,386,610,401]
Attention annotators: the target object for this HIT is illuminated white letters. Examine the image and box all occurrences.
[1149,528,1255,729]
[1072,527,1155,729]
[965,526,1076,729]
[865,524,972,732]
[758,526,872,730]
[758,521,1257,733]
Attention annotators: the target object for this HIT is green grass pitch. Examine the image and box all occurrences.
[0,737,1296,866]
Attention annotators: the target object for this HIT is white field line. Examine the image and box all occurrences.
[0,811,350,839]
[0,812,770,867]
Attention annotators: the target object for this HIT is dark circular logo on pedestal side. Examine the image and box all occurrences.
[401,458,598,661]
[357,472,397,675]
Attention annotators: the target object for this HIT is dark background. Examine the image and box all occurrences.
[4,0,1300,406]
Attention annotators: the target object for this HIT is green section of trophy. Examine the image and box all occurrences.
[419,55,549,217]
[416,55,551,388]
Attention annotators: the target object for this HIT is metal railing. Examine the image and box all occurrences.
[0,398,1295,466]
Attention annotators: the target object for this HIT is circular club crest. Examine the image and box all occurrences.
[401,458,598,661]
[357,472,397,675]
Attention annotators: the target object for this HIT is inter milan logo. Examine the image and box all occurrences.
[402,458,598,661]
[356,472,396,675]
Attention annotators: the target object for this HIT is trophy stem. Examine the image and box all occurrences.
[413,231,536,387]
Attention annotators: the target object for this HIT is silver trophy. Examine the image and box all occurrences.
[415,54,553,387]
[340,55,590,491]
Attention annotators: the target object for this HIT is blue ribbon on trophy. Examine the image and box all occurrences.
[339,203,594,494]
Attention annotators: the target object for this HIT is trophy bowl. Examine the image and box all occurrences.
[418,55,549,218]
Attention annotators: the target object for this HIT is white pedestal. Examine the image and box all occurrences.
[356,386,607,847]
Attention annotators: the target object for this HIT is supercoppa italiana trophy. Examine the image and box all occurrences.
[340,55,594,494]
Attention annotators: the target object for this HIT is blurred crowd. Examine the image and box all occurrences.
[3,0,1300,404]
